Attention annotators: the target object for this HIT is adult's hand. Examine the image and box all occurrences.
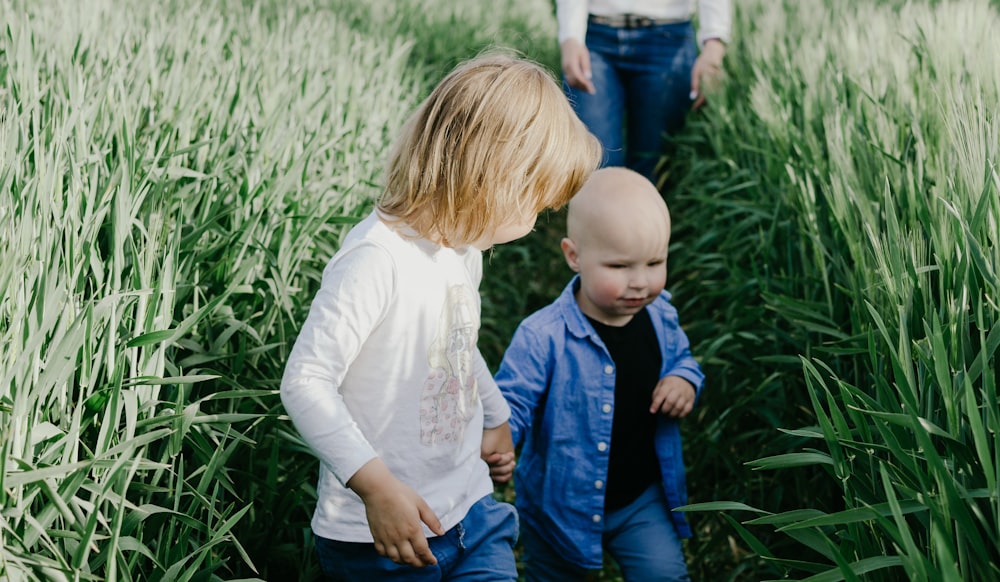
[560,38,596,94]
[690,39,726,109]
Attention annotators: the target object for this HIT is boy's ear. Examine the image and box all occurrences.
[560,237,581,272]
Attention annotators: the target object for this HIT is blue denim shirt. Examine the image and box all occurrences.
[495,276,705,569]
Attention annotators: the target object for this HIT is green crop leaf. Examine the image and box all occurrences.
[748,452,835,470]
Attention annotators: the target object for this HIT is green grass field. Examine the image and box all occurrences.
[2,0,998,580]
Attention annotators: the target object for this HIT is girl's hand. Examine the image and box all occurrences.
[481,422,516,484]
[650,376,696,418]
[348,459,444,567]
[560,39,596,94]
[483,451,516,483]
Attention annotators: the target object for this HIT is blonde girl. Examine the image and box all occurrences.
[281,51,601,581]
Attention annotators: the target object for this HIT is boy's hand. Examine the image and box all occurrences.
[347,458,444,567]
[650,376,696,418]
[481,422,516,484]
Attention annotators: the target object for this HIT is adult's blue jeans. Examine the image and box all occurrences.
[565,20,697,183]
[314,494,519,581]
[520,483,690,581]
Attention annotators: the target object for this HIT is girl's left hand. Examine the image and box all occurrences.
[481,423,516,484]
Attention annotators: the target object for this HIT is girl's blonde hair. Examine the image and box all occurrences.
[378,50,602,246]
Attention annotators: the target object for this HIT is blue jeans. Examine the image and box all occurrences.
[314,494,519,581]
[565,20,697,183]
[520,483,690,582]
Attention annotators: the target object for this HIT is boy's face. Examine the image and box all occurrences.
[561,215,669,327]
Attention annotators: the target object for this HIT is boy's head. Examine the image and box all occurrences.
[379,50,601,249]
[560,167,672,326]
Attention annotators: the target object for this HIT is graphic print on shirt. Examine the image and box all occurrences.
[420,284,479,445]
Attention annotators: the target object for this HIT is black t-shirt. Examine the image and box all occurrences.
[586,308,663,511]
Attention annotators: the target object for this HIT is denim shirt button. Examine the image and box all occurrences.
[592,514,602,523]
[597,442,607,452]
[602,403,612,413]
[594,480,604,489]
[603,365,614,374]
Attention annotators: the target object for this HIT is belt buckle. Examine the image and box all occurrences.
[624,14,652,28]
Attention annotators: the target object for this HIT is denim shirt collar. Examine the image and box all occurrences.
[554,275,596,340]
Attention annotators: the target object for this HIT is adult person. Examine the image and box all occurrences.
[557,0,732,183]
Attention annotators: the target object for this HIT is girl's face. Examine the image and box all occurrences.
[561,219,669,327]
[473,210,538,250]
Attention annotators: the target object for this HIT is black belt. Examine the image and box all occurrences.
[588,13,686,28]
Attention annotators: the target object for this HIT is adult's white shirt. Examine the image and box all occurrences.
[557,0,732,47]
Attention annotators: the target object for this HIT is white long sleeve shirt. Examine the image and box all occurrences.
[556,0,732,47]
[280,210,511,542]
